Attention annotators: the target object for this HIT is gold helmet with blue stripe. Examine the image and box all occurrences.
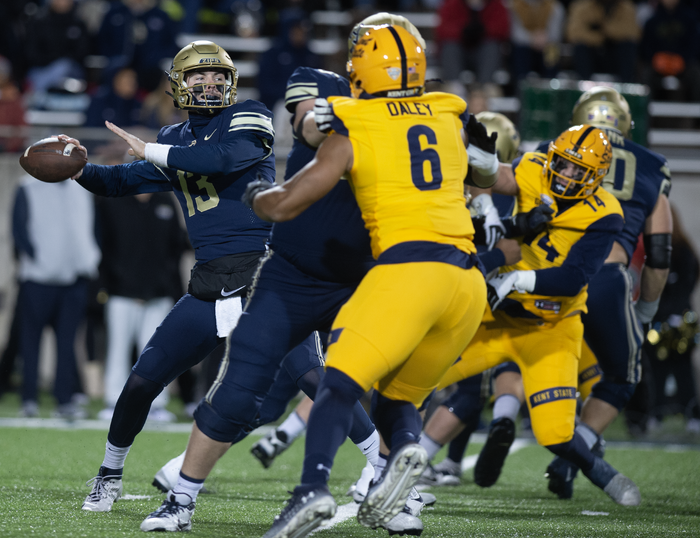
[571,86,633,137]
[168,40,238,113]
[475,111,521,164]
[347,25,426,99]
[348,12,426,59]
[544,125,612,200]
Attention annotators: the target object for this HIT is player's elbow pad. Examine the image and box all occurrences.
[643,233,672,269]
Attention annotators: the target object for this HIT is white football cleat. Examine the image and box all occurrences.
[153,451,186,493]
[140,493,196,532]
[358,443,428,529]
[82,468,123,512]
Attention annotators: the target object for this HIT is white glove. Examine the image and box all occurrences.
[313,98,334,134]
[486,270,536,311]
[467,144,499,176]
[472,194,506,251]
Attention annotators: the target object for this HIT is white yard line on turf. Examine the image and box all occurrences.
[0,417,274,436]
[310,501,359,535]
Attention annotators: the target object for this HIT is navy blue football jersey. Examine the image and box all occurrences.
[537,129,670,263]
[77,100,275,265]
[270,67,375,283]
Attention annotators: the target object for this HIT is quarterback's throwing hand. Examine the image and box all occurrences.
[313,98,334,134]
[241,178,274,209]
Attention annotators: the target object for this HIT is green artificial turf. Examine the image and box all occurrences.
[1,422,699,538]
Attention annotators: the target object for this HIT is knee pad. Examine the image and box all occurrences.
[195,387,263,443]
[591,379,637,411]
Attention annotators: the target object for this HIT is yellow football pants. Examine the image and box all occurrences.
[326,261,486,407]
[438,309,583,446]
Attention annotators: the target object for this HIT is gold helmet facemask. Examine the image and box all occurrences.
[475,111,521,164]
[168,41,238,113]
[347,25,426,99]
[571,86,633,137]
[544,125,612,200]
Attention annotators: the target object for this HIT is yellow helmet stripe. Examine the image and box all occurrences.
[386,26,408,91]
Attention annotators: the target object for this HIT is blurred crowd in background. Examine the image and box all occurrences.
[0,0,698,151]
[0,0,699,436]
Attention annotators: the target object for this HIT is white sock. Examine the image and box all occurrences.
[356,429,380,467]
[575,423,599,450]
[418,434,443,461]
[172,473,204,505]
[374,453,388,481]
[102,441,131,471]
[493,394,521,422]
[277,411,306,442]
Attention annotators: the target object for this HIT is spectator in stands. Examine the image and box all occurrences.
[95,157,189,422]
[140,74,188,130]
[639,0,700,102]
[85,66,142,128]
[12,176,101,419]
[0,55,26,152]
[257,9,321,148]
[95,0,179,92]
[509,0,565,82]
[24,0,90,98]
[566,0,640,82]
[435,0,510,92]
[256,10,321,111]
[645,204,700,434]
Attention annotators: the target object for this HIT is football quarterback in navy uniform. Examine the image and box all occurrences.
[542,87,672,499]
[137,15,431,535]
[60,41,279,515]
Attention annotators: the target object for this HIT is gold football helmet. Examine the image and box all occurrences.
[168,41,238,113]
[347,25,426,99]
[348,12,426,59]
[544,125,612,200]
[475,111,521,164]
[571,86,633,137]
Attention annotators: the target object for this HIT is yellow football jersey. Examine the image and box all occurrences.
[327,92,475,259]
[500,152,624,321]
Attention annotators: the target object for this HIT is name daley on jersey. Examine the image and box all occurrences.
[386,101,433,118]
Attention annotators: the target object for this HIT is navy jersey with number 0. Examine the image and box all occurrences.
[77,100,276,265]
[270,67,375,283]
[537,129,671,262]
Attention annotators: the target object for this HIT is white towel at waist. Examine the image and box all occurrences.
[215,296,243,338]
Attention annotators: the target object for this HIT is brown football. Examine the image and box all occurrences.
[19,137,88,183]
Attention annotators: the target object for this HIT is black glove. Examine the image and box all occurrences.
[241,177,274,209]
[466,113,497,154]
[510,204,554,237]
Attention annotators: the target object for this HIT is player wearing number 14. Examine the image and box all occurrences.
[437,125,643,505]
[249,25,489,538]
[64,40,275,514]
